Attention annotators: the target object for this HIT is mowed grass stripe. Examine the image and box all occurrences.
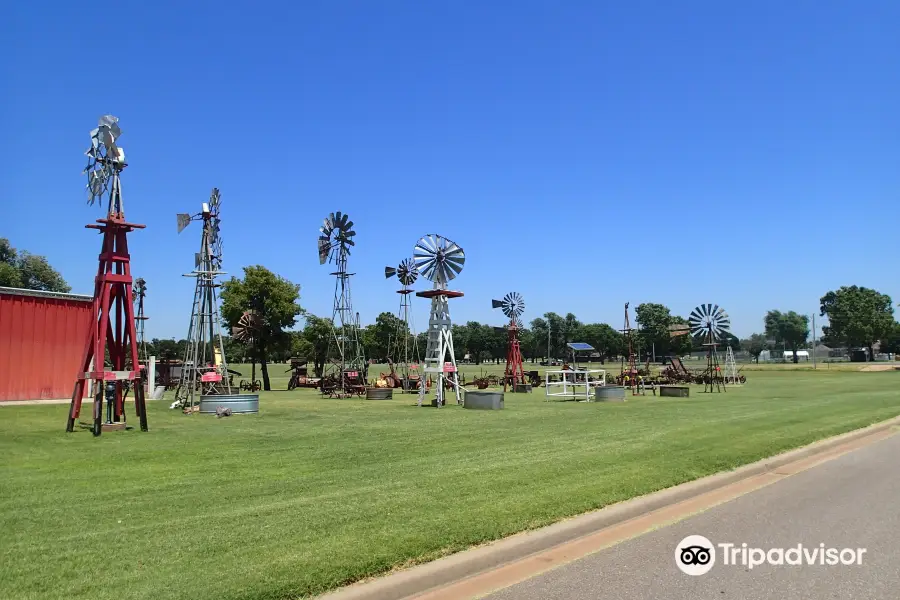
[0,371,898,599]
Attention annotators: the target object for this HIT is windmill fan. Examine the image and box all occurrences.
[688,304,731,343]
[83,114,125,210]
[232,311,263,344]
[318,211,356,264]
[492,292,525,325]
[133,277,147,298]
[385,258,419,287]
[207,188,223,268]
[413,234,465,283]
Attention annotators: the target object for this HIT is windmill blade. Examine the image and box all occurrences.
[177,213,192,233]
[318,237,331,264]
[385,266,397,279]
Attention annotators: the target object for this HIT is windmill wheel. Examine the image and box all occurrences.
[233,310,263,344]
[688,304,730,343]
[413,234,465,283]
[318,211,357,264]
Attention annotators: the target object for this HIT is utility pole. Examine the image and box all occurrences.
[812,313,817,370]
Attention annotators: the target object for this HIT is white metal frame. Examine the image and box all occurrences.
[418,291,461,407]
[723,345,741,385]
[544,369,606,401]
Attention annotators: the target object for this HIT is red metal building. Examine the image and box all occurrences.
[0,286,93,402]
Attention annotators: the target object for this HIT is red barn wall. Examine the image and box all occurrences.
[0,288,93,402]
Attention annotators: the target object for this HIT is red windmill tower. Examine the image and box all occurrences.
[66,115,148,436]
[620,302,640,393]
[492,292,527,392]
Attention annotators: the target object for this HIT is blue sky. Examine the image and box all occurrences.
[3,1,898,339]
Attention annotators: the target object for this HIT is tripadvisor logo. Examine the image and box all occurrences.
[675,535,867,575]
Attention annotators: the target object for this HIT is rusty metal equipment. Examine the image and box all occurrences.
[233,310,263,388]
[286,358,319,390]
[66,115,148,436]
[492,292,527,392]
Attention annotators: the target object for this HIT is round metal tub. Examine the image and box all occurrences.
[199,393,259,414]
[366,387,394,400]
[595,386,626,402]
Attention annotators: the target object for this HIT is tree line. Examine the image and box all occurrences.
[4,245,896,380]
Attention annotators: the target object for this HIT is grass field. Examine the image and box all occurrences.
[1,370,899,600]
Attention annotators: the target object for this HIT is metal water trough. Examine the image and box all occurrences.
[464,390,504,410]
[595,385,626,402]
[366,387,393,400]
[199,393,259,414]
[660,386,690,398]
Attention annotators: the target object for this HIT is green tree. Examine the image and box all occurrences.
[302,315,334,377]
[529,317,549,361]
[364,312,407,362]
[764,310,809,363]
[0,238,71,292]
[463,321,489,364]
[220,266,302,390]
[819,286,895,359]
[290,330,314,360]
[744,333,768,363]
[878,321,900,355]
[634,303,691,359]
[580,323,623,364]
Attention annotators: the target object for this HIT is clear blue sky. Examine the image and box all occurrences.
[3,1,898,339]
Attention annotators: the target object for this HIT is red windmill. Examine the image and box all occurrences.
[492,292,527,392]
[66,115,148,436]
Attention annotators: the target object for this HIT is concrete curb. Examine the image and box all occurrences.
[318,415,900,600]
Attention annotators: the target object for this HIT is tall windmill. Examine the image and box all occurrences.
[385,258,420,389]
[172,188,232,411]
[688,303,730,393]
[620,302,639,392]
[133,277,149,364]
[414,234,465,408]
[492,292,526,392]
[66,115,148,436]
[318,211,365,394]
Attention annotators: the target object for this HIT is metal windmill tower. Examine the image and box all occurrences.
[66,115,148,436]
[385,258,420,389]
[620,302,639,393]
[414,234,465,408]
[133,277,149,364]
[688,303,730,393]
[318,211,366,393]
[492,292,526,392]
[172,188,232,411]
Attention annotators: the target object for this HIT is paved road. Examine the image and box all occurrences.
[486,434,900,600]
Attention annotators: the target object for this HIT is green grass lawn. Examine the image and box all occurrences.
[1,371,899,600]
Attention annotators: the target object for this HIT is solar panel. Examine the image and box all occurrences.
[567,342,595,351]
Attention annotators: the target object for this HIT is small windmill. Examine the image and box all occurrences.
[232,310,264,388]
[318,211,365,395]
[133,277,149,365]
[688,304,730,393]
[172,188,232,411]
[385,258,420,389]
[414,234,465,408]
[620,302,639,393]
[492,292,527,392]
[66,115,148,436]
